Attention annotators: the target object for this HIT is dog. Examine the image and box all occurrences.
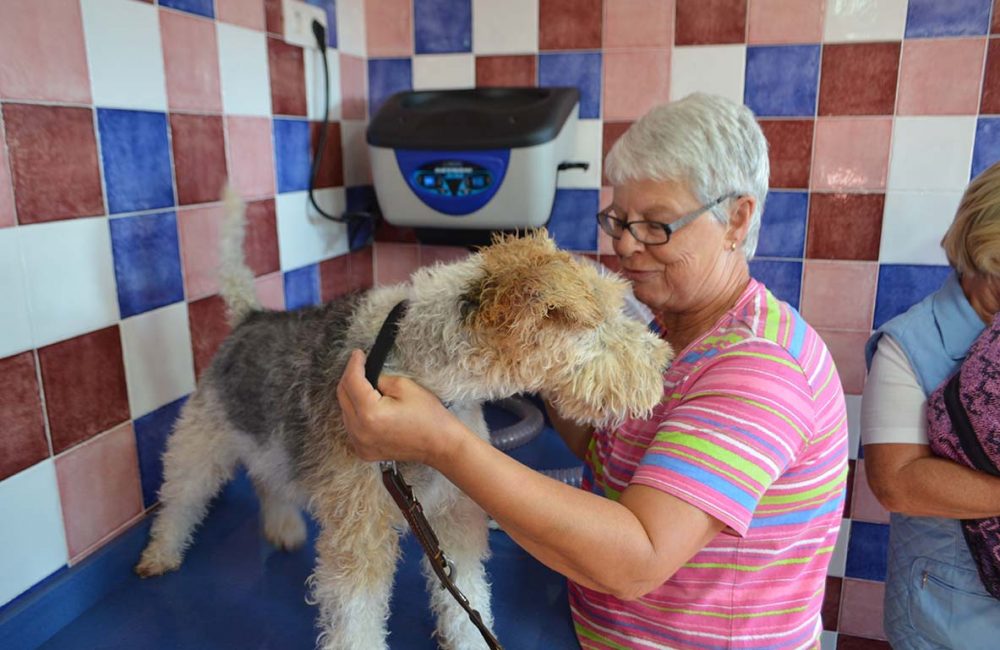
[135,191,673,650]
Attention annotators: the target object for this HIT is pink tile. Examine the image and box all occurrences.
[599,186,616,255]
[366,0,413,57]
[160,9,222,113]
[178,205,226,301]
[852,460,890,524]
[226,116,275,199]
[0,0,91,103]
[188,294,231,379]
[0,120,14,228]
[747,0,823,44]
[839,579,887,640]
[244,198,279,277]
[420,245,470,267]
[319,254,351,301]
[603,49,671,121]
[603,0,674,48]
[170,114,227,205]
[897,38,987,116]
[0,351,48,481]
[340,54,367,120]
[268,38,307,117]
[349,246,374,292]
[800,261,878,331]
[56,423,143,563]
[217,0,266,31]
[255,272,285,310]
[816,329,870,395]
[374,242,420,285]
[811,118,892,191]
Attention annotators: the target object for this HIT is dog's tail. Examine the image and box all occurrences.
[218,185,260,326]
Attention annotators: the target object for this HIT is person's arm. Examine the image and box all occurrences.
[542,399,594,461]
[862,336,1000,518]
[338,350,723,600]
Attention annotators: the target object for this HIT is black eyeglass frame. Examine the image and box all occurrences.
[596,193,741,245]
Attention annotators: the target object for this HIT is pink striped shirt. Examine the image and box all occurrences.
[571,279,848,649]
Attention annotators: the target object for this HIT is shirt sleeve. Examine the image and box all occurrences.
[630,340,814,536]
[861,335,928,446]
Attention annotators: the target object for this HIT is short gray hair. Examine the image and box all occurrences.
[604,93,770,260]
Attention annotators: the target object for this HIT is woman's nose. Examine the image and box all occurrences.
[614,226,645,256]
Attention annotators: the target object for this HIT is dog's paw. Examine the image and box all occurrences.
[134,546,182,578]
[264,510,307,551]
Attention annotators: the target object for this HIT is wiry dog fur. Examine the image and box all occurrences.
[135,190,673,649]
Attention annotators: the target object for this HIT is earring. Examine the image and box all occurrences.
[729,242,737,251]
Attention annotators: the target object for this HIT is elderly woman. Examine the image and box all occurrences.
[338,93,849,649]
[862,162,1000,649]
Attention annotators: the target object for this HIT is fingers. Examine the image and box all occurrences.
[338,349,381,411]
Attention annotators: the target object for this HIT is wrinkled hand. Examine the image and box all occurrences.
[336,349,463,466]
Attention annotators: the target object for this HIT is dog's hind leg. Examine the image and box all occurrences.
[135,387,239,577]
[250,475,307,551]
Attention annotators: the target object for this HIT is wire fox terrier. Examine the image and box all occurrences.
[135,193,673,649]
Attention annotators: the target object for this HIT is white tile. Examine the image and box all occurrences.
[120,302,195,419]
[845,394,862,460]
[0,460,68,607]
[473,0,539,54]
[412,54,476,91]
[0,229,33,359]
[276,189,349,269]
[879,191,962,266]
[217,22,271,117]
[341,119,372,187]
[19,217,120,349]
[557,119,603,189]
[828,518,851,578]
[81,0,167,111]
[670,45,746,105]
[888,117,976,192]
[336,0,366,57]
[823,0,908,42]
[820,630,838,650]
[305,46,342,121]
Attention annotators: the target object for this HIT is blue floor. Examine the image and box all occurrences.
[3,405,584,649]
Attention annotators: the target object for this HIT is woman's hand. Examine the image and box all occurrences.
[336,349,465,466]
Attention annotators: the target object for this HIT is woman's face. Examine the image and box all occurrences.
[610,178,747,315]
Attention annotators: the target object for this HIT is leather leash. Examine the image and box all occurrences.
[363,300,503,650]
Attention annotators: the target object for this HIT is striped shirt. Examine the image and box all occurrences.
[572,279,848,650]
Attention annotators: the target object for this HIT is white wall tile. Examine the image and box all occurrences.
[823,0,908,42]
[341,119,372,187]
[888,117,976,192]
[217,22,271,116]
[473,0,539,54]
[0,460,68,607]
[305,47,342,121]
[845,394,861,460]
[828,518,851,578]
[19,217,120,349]
[412,54,476,91]
[879,191,961,266]
[336,0,366,57]
[820,631,838,650]
[670,45,747,105]
[81,0,167,110]
[557,119,603,189]
[276,189,349,270]
[0,229,33,359]
[120,302,195,419]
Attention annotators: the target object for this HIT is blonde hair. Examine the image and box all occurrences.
[943,161,1000,278]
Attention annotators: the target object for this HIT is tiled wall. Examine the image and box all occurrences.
[0,0,375,608]
[4,0,1000,647]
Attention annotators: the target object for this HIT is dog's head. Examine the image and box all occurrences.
[404,230,672,427]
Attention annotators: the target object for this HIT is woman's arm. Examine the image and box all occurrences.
[338,351,724,600]
[542,399,594,461]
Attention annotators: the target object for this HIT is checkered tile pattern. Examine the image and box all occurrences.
[2,1,1000,646]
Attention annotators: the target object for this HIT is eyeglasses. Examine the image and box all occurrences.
[596,194,738,246]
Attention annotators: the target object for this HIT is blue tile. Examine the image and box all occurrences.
[273,118,311,193]
[368,58,413,118]
[414,0,472,54]
[133,396,187,509]
[874,264,951,329]
[304,0,338,47]
[905,0,991,37]
[972,117,1000,179]
[539,52,602,119]
[547,189,598,251]
[749,259,802,309]
[97,109,175,214]
[845,521,890,581]
[159,0,214,18]
[346,185,377,250]
[284,265,321,309]
[756,191,808,259]
[109,211,185,318]
[744,45,821,117]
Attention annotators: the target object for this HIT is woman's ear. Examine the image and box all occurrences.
[727,195,756,246]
